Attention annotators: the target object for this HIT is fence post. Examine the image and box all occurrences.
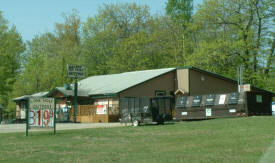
[107,99,109,122]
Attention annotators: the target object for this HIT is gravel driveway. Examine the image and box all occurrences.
[0,123,124,133]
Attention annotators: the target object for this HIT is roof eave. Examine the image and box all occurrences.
[89,93,117,99]
[47,87,71,97]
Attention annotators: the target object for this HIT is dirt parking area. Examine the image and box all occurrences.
[0,123,124,133]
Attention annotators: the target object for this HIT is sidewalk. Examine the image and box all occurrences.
[0,123,123,133]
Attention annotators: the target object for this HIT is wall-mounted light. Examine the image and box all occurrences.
[201,75,205,81]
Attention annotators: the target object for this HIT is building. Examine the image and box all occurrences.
[14,67,275,122]
[13,91,48,121]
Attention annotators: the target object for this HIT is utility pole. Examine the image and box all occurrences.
[237,65,243,93]
[67,64,85,123]
[73,79,78,123]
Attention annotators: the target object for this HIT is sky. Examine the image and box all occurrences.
[0,0,201,41]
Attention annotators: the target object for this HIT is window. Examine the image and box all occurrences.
[155,90,166,97]
[256,95,262,103]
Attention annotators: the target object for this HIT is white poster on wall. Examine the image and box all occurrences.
[181,112,188,116]
[206,108,212,117]
[97,100,108,105]
[20,109,26,119]
[219,95,226,104]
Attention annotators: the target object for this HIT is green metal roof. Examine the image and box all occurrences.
[13,91,49,101]
[13,66,274,100]
[78,68,176,96]
[51,87,88,97]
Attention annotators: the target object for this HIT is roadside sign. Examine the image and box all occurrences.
[67,64,86,78]
[26,97,56,136]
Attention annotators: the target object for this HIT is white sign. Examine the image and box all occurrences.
[97,99,108,105]
[67,64,86,78]
[239,84,251,92]
[229,109,236,113]
[219,95,226,104]
[20,109,26,119]
[96,105,107,114]
[206,108,212,117]
[181,112,188,116]
[29,97,54,127]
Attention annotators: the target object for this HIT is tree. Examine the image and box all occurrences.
[82,3,154,75]
[19,10,83,95]
[0,11,25,118]
[166,0,195,64]
[187,0,275,88]
[166,0,193,25]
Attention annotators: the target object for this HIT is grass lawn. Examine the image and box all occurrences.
[0,116,275,163]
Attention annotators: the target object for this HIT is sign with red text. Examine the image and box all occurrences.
[96,105,107,114]
[29,97,54,127]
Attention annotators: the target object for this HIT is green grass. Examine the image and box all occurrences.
[1,117,275,163]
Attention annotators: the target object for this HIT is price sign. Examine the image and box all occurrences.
[29,97,55,127]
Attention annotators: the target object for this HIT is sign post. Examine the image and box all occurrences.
[26,99,29,136]
[26,97,55,136]
[73,81,78,123]
[54,99,56,134]
[67,64,86,123]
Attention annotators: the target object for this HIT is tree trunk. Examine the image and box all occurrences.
[265,37,275,75]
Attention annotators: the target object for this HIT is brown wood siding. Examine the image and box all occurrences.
[176,69,189,93]
[70,100,120,123]
[189,69,237,95]
[71,105,109,123]
[119,71,175,97]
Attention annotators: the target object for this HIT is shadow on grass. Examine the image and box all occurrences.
[136,121,176,127]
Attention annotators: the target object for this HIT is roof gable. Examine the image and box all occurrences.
[179,66,274,95]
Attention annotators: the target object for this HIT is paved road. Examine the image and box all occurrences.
[0,123,125,133]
